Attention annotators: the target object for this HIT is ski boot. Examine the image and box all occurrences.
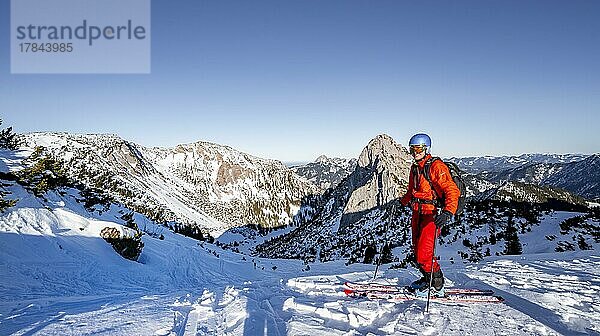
[431,269,445,291]
[414,270,446,298]
[415,286,446,298]
[409,269,430,291]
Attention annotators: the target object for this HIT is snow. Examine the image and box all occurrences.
[0,149,31,173]
[2,151,600,335]
[1,192,599,336]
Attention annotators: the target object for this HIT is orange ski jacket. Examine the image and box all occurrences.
[400,154,460,215]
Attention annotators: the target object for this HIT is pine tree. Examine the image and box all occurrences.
[577,235,592,250]
[0,119,20,150]
[0,180,17,213]
[489,224,497,245]
[17,147,69,196]
[363,245,376,264]
[379,243,394,264]
[504,215,523,255]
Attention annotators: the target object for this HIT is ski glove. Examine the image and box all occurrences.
[434,210,453,229]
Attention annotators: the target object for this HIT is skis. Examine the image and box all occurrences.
[343,281,504,304]
[344,281,494,295]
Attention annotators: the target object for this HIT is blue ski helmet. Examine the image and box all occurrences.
[409,133,432,149]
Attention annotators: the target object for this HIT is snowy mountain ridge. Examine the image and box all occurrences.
[475,154,600,201]
[447,153,591,173]
[20,132,318,235]
[11,131,595,243]
[473,180,587,205]
[291,155,357,191]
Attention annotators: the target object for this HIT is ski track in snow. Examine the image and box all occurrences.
[462,257,600,335]
[0,185,599,335]
[2,228,600,336]
[2,246,600,335]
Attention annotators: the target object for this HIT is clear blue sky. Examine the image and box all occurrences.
[1,0,599,162]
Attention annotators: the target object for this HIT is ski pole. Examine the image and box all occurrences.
[373,203,396,280]
[372,245,384,280]
[425,222,439,313]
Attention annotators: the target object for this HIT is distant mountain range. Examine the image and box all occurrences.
[293,151,599,202]
[5,132,596,242]
[448,154,599,201]
[290,155,356,191]
[2,131,598,267]
[447,154,590,174]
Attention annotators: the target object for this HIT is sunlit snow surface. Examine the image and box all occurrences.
[1,149,599,335]
[1,197,598,335]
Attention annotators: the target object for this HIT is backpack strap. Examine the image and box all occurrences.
[423,157,442,201]
[411,164,420,188]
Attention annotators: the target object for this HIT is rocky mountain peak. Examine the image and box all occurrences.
[316,155,329,163]
[256,134,415,261]
[339,134,412,229]
[358,134,409,169]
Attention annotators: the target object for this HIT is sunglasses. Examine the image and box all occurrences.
[409,145,427,155]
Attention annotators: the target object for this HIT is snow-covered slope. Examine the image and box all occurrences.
[537,155,600,200]
[21,133,318,235]
[1,185,599,335]
[474,180,588,205]
[0,186,288,335]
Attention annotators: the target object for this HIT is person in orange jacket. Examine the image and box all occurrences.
[400,133,460,297]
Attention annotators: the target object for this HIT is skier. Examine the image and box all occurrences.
[400,133,460,297]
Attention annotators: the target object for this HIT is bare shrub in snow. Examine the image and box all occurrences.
[100,227,144,261]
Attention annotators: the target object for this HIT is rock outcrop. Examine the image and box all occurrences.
[341,134,412,229]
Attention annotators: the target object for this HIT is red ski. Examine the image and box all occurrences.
[344,287,504,304]
[343,281,495,296]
